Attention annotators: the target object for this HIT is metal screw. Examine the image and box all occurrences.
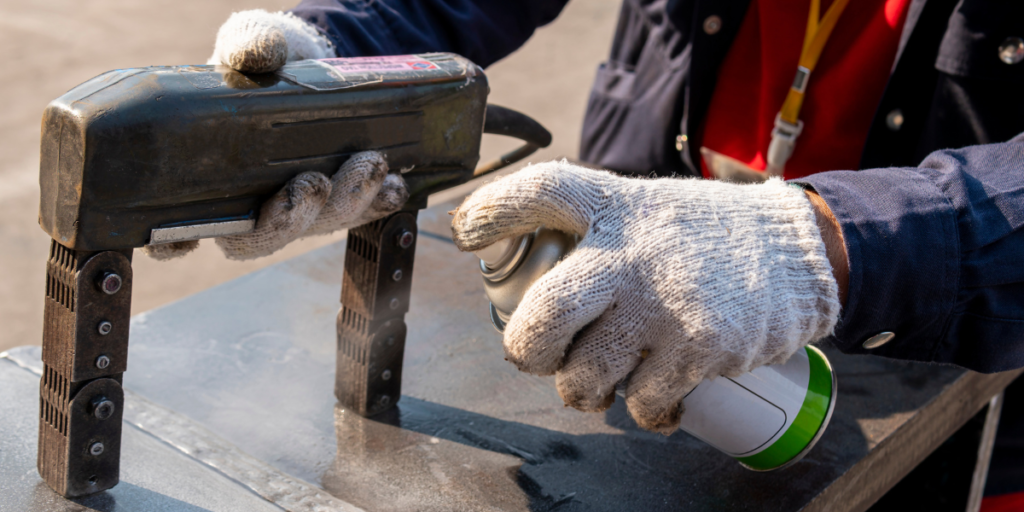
[100,273,122,295]
[389,298,400,310]
[392,269,403,282]
[97,321,112,336]
[386,336,395,346]
[89,442,104,456]
[381,369,392,381]
[378,395,391,406]
[95,355,111,369]
[397,230,415,249]
[94,399,115,420]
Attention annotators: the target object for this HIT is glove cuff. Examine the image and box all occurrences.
[751,179,842,358]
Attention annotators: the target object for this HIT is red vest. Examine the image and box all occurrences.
[701,0,911,180]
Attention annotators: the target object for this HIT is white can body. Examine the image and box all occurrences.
[678,345,836,470]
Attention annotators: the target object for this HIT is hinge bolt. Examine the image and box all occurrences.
[93,399,115,420]
[398,231,415,249]
[100,273,122,295]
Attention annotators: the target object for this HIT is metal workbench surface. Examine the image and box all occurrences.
[2,201,1019,511]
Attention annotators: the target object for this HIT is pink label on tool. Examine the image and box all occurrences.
[320,56,439,72]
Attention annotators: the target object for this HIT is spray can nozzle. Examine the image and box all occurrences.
[473,228,577,332]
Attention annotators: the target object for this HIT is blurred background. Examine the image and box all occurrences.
[0,0,620,353]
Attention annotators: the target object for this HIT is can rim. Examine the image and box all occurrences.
[739,345,837,472]
[488,302,508,333]
[480,233,533,282]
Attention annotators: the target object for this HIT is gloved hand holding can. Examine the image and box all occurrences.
[451,160,843,469]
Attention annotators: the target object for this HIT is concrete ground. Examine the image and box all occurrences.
[0,0,620,352]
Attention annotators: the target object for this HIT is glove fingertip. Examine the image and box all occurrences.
[338,151,388,181]
[632,402,684,436]
[216,10,288,73]
[449,197,528,253]
[624,371,699,435]
[557,373,617,413]
[288,171,332,207]
[213,237,260,261]
[373,174,409,213]
[141,240,200,261]
[450,161,600,252]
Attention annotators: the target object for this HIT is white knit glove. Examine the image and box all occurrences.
[451,161,840,434]
[208,9,335,73]
[142,152,408,261]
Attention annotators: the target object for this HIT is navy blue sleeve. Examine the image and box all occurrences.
[794,134,1024,373]
[288,0,570,68]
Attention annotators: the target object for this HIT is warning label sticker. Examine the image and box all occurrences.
[321,56,440,73]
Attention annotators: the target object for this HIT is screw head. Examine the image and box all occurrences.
[378,395,391,406]
[95,355,111,369]
[386,336,395,346]
[381,369,392,381]
[397,231,415,249]
[97,321,113,336]
[392,269,403,281]
[89,442,105,456]
[93,399,115,420]
[389,298,400,310]
[100,273,122,295]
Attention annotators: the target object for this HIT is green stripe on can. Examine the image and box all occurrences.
[736,346,833,470]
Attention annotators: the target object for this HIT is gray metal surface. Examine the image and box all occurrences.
[4,200,1020,511]
[3,348,362,512]
[0,357,284,512]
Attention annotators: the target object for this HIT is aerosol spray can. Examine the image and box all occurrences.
[476,228,837,471]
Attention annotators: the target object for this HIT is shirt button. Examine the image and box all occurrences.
[999,37,1024,65]
[886,109,904,131]
[862,332,896,349]
[703,15,723,35]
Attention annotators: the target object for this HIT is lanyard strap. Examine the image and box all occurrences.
[766,0,850,177]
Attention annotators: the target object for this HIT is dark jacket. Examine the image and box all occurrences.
[290,0,1024,373]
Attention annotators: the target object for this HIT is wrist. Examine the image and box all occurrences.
[804,189,849,307]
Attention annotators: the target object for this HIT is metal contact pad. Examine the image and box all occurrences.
[149,219,255,245]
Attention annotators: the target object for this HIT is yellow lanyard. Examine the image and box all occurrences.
[780,0,851,124]
[766,0,850,176]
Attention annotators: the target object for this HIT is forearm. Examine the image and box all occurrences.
[795,134,1024,373]
[805,190,849,308]
[288,0,570,67]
